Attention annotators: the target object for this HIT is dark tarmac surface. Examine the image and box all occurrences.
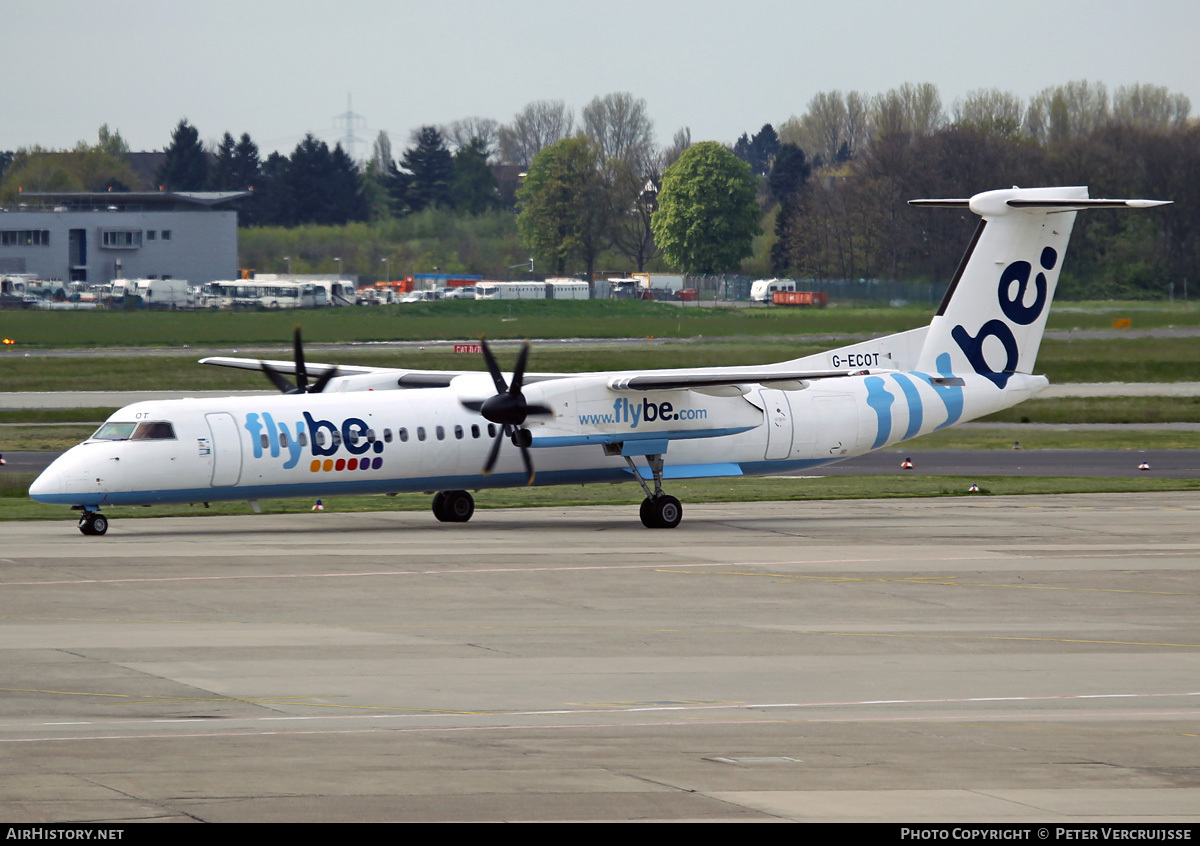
[1,494,1198,822]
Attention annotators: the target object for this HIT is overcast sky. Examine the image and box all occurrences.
[7,0,1199,158]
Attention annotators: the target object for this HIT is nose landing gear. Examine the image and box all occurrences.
[78,512,109,536]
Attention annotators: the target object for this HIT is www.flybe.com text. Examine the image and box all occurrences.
[579,398,709,429]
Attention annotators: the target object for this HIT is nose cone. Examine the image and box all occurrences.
[28,465,64,501]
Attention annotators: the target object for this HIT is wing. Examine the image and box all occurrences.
[200,355,574,392]
[199,356,379,377]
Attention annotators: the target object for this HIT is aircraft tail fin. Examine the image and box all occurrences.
[912,187,1170,386]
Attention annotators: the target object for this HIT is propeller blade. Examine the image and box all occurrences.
[482,429,505,475]
[479,337,508,394]
[509,341,531,395]
[308,366,340,394]
[260,361,296,394]
[293,327,309,393]
[518,441,535,486]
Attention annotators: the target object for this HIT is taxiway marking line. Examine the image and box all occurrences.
[1,690,1196,734]
[0,547,1175,588]
[3,709,1199,744]
[665,570,1194,596]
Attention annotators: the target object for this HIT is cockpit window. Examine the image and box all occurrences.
[92,422,137,440]
[131,421,176,440]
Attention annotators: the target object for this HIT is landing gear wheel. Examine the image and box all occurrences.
[78,512,108,536]
[640,495,682,529]
[433,490,474,523]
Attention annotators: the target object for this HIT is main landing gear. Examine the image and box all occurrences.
[78,511,109,536]
[626,453,683,529]
[432,490,475,523]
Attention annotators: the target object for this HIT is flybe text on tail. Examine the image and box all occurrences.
[951,245,1057,389]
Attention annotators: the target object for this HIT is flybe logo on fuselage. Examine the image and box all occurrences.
[577,397,710,429]
[950,246,1056,389]
[243,411,384,472]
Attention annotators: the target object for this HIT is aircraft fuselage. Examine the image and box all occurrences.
[30,369,1043,509]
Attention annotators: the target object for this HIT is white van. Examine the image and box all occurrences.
[750,278,797,303]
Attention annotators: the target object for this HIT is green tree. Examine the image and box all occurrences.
[733,124,779,176]
[96,124,129,158]
[401,126,454,212]
[767,143,811,273]
[517,136,610,280]
[233,134,261,189]
[0,129,139,202]
[250,136,364,227]
[254,151,292,226]
[651,141,760,274]
[450,137,498,215]
[156,119,208,190]
[209,132,239,190]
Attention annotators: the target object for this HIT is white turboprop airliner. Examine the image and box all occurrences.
[30,186,1169,535]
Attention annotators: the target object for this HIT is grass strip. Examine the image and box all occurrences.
[1,300,1197,350]
[6,336,1200,391]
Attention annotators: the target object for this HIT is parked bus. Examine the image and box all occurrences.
[476,281,546,300]
[199,281,326,309]
[545,279,590,300]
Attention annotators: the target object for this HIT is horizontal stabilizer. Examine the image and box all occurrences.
[1006,198,1172,210]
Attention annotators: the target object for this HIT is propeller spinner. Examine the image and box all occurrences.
[460,339,551,485]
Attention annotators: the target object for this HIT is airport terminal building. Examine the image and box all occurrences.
[0,190,247,285]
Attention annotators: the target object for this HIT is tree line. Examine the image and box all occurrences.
[0,81,1194,298]
[766,82,1197,298]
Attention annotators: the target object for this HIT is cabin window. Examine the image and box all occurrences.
[298,432,308,446]
[366,429,376,443]
[131,421,176,440]
[454,425,463,440]
[315,430,328,447]
[260,433,270,449]
[92,421,136,441]
[487,424,497,438]
[383,429,392,443]
[471,424,480,439]
[417,427,426,442]
[399,427,409,443]
[436,426,445,441]
[346,429,359,446]
[279,432,289,448]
